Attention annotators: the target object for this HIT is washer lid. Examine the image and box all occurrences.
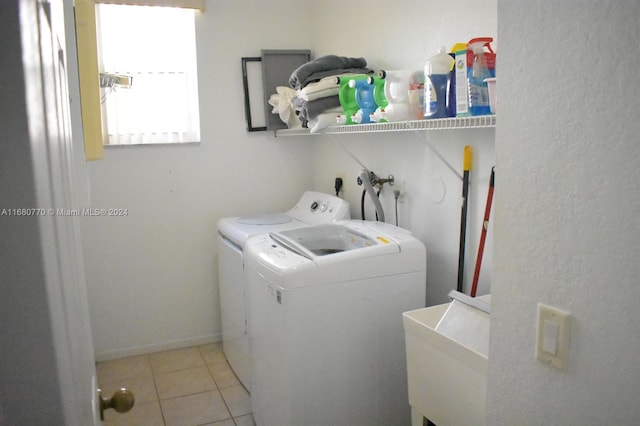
[269,223,399,261]
[237,213,292,225]
[218,215,304,247]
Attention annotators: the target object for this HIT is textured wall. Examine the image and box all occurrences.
[488,1,640,423]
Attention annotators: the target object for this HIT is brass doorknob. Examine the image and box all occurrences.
[98,388,135,420]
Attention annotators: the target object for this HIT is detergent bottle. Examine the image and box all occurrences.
[424,46,454,119]
[337,75,369,125]
[467,38,494,116]
[349,78,377,124]
[379,69,423,121]
[367,75,388,122]
[370,109,386,123]
[335,114,347,125]
[378,103,412,122]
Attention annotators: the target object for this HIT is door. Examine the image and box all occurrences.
[0,0,98,424]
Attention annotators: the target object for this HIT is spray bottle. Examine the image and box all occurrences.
[424,46,454,119]
[467,38,494,116]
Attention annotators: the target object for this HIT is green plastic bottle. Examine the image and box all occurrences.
[368,75,388,109]
[337,74,369,125]
[367,75,388,122]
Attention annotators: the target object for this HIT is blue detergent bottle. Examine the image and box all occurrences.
[424,46,454,119]
[467,38,493,116]
[349,78,377,124]
[337,75,369,125]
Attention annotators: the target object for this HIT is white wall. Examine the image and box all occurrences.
[309,0,497,304]
[80,0,498,359]
[487,1,640,423]
[82,0,316,360]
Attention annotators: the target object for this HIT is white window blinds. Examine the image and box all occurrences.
[96,4,200,145]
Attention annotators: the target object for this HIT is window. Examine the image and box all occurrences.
[95,4,200,145]
[74,0,203,155]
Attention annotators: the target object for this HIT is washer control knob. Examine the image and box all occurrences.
[310,201,319,211]
[319,203,328,212]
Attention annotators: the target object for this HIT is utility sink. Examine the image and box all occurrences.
[403,293,491,426]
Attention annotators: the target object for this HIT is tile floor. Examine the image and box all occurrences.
[96,343,254,426]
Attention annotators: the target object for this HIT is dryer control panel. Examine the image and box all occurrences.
[287,191,350,224]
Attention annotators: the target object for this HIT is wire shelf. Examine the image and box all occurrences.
[275,115,495,137]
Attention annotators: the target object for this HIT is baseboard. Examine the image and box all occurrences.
[94,332,222,362]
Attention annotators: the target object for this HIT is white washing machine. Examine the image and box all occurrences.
[245,221,426,426]
[217,192,350,390]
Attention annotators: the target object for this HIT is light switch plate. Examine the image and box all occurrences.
[536,303,570,369]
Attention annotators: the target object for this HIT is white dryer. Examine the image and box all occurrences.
[245,221,426,426]
[217,192,350,389]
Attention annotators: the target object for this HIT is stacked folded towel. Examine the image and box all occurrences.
[268,55,372,133]
[288,55,370,90]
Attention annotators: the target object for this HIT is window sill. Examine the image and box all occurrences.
[103,140,201,148]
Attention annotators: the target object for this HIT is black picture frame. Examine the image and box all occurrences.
[241,57,267,132]
[241,50,311,133]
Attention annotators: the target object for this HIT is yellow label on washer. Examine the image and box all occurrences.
[377,236,390,244]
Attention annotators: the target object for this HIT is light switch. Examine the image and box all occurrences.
[542,319,558,355]
[536,304,570,369]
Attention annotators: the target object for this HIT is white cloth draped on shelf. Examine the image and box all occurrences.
[268,86,302,129]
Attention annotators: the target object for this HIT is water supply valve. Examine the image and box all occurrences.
[377,174,395,188]
[357,172,394,189]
